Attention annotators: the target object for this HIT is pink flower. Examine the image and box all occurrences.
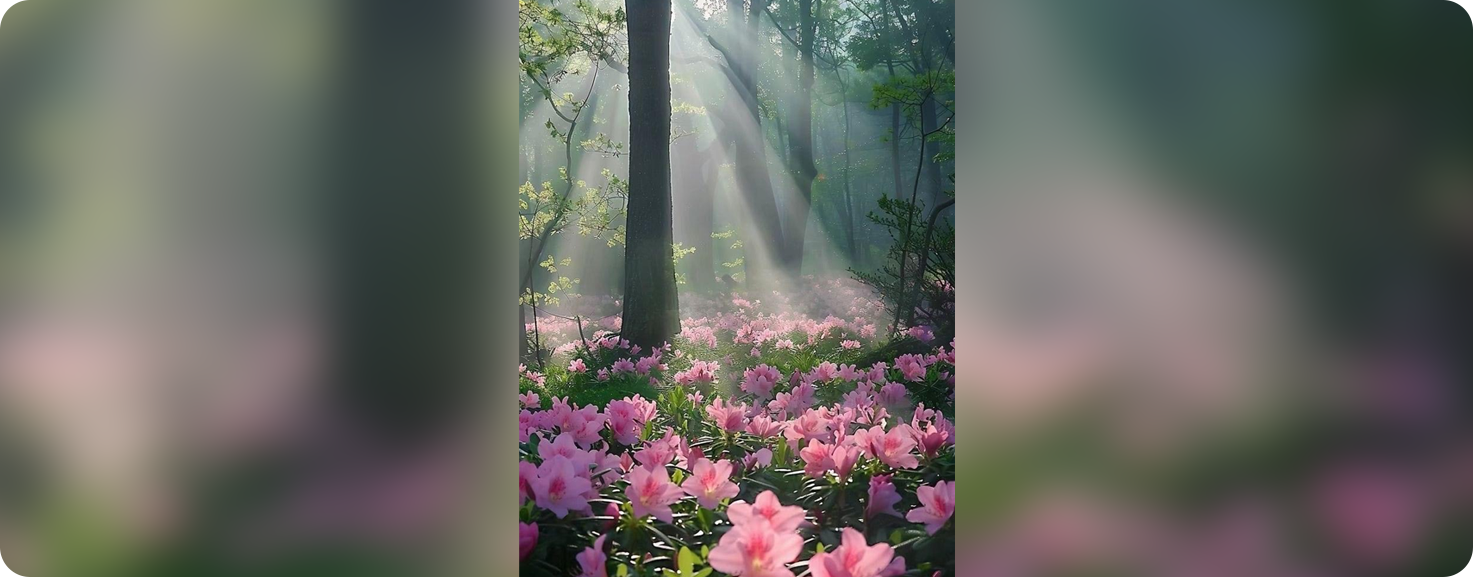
[707,523,803,577]
[680,458,740,509]
[575,534,608,577]
[569,358,588,373]
[809,527,904,577]
[905,480,955,534]
[810,361,839,382]
[876,425,921,470]
[878,382,909,408]
[866,474,903,519]
[743,447,773,470]
[709,491,806,577]
[746,414,784,438]
[906,325,935,344]
[519,522,538,561]
[625,464,684,523]
[894,354,927,382]
[783,410,832,450]
[727,490,807,533]
[706,397,749,433]
[742,364,783,399]
[519,460,537,505]
[837,363,863,381]
[612,358,636,374]
[912,420,952,458]
[841,340,861,350]
[800,439,835,478]
[607,413,643,446]
[519,391,541,408]
[597,368,610,381]
[532,455,593,518]
[539,432,596,472]
[831,444,861,480]
[635,439,676,469]
[864,362,888,383]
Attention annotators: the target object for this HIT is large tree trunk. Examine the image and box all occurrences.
[327,0,486,440]
[621,0,680,348]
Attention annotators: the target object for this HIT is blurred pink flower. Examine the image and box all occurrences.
[575,534,608,577]
[519,522,538,561]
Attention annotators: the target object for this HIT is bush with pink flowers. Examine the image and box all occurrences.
[519,283,954,577]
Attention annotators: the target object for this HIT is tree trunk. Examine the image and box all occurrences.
[621,0,680,348]
[327,0,485,440]
[782,0,819,274]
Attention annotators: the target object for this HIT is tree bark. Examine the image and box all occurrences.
[327,0,486,440]
[621,0,680,348]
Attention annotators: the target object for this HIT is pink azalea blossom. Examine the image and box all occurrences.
[707,397,749,433]
[841,340,862,350]
[906,325,935,344]
[707,522,804,577]
[611,358,636,374]
[539,432,596,472]
[876,425,921,470]
[905,480,955,534]
[866,474,903,519]
[879,382,909,408]
[568,358,588,373]
[727,490,807,533]
[864,362,888,383]
[680,458,740,509]
[519,460,538,505]
[624,464,685,523]
[894,354,927,382]
[800,439,835,478]
[746,414,784,438]
[710,491,807,577]
[743,447,773,470]
[575,534,608,577]
[742,364,783,399]
[831,444,861,481]
[810,361,839,382]
[519,391,541,408]
[532,455,593,518]
[809,527,905,577]
[596,368,610,381]
[837,363,863,381]
[519,522,538,561]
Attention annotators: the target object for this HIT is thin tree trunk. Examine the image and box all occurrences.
[621,0,679,348]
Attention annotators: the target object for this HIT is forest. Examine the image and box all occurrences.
[517,1,957,576]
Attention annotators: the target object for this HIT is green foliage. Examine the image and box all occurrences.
[851,194,954,335]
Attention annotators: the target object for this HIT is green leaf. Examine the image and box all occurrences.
[678,546,697,575]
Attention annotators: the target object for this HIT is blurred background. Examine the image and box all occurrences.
[0,0,1469,575]
[958,0,1473,575]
